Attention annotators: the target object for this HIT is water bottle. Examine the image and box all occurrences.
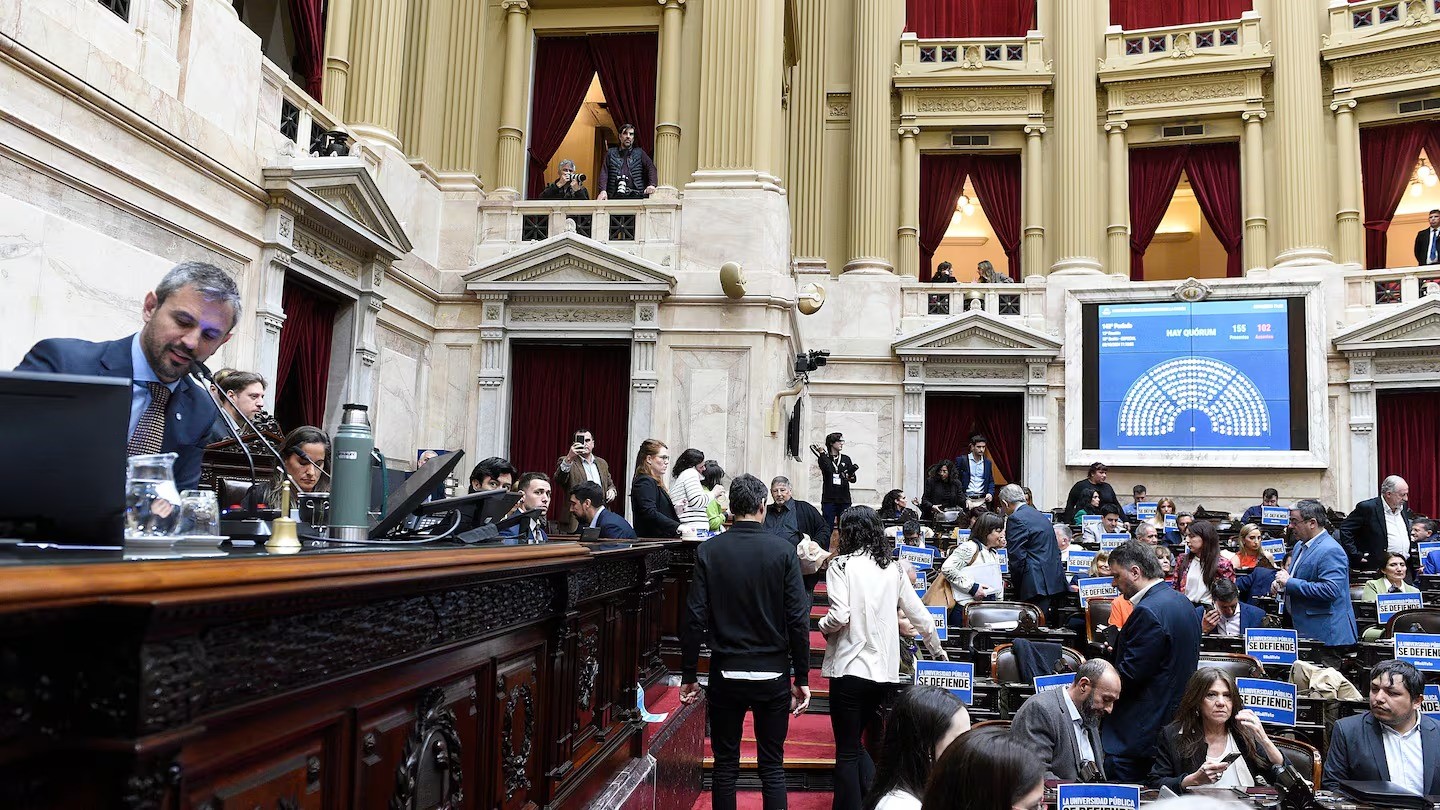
[329,404,374,541]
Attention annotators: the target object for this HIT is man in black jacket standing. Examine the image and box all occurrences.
[1063,462,1120,523]
[681,474,811,810]
[1338,475,1414,569]
[813,432,858,543]
[596,124,657,200]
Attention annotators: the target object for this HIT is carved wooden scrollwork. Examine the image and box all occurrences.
[390,687,465,810]
[577,625,600,715]
[499,668,537,803]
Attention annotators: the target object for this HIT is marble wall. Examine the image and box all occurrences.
[808,395,898,508]
[373,325,429,465]
[668,348,750,477]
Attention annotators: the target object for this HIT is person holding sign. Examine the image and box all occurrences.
[1322,660,1440,797]
[819,505,948,810]
[923,727,1044,810]
[1175,521,1235,606]
[1415,518,1440,574]
[940,512,1007,615]
[1360,551,1422,641]
[1102,540,1202,783]
[864,686,971,810]
[1148,668,1286,794]
[998,484,1068,625]
[1272,499,1357,649]
[1240,488,1280,526]
[1009,658,1121,783]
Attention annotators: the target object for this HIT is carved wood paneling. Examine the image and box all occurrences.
[185,736,327,810]
[495,649,543,810]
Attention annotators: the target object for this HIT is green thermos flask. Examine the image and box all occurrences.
[330,403,374,541]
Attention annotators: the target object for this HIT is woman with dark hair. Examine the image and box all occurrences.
[700,460,728,530]
[819,506,947,810]
[1072,486,1101,525]
[863,686,970,810]
[940,512,1006,614]
[1175,520,1236,605]
[878,489,920,523]
[1361,551,1421,640]
[629,439,680,538]
[669,448,710,534]
[275,426,329,494]
[922,727,1044,810]
[1148,668,1284,794]
[922,459,964,517]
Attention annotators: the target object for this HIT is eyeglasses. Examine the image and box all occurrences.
[655,454,671,461]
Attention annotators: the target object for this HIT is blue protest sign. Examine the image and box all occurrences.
[1377,592,1424,624]
[996,546,1009,574]
[1136,502,1158,520]
[915,660,972,704]
[1395,633,1440,671]
[1261,506,1288,527]
[1164,514,1177,530]
[1424,685,1439,718]
[1100,532,1129,552]
[1245,628,1298,666]
[1237,678,1297,726]
[927,606,948,641]
[1421,541,1440,566]
[1057,783,1140,810]
[1067,549,1097,574]
[955,529,971,541]
[1077,576,1119,600]
[1260,537,1286,563]
[914,582,928,599]
[1080,514,1103,530]
[1034,672,1076,693]
[898,544,934,570]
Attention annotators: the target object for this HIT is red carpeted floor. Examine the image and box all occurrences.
[690,790,834,809]
[703,711,835,763]
[810,630,826,653]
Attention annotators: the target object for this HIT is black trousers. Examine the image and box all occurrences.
[829,675,896,810]
[822,502,849,544]
[708,672,792,810]
[1023,592,1062,626]
[1106,753,1153,785]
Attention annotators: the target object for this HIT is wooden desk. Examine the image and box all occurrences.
[0,538,675,809]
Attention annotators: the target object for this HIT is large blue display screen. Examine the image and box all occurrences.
[1096,300,1291,451]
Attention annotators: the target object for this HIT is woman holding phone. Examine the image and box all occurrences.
[1148,668,1285,794]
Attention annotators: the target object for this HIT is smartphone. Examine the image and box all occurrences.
[1219,752,1243,766]
[574,433,585,444]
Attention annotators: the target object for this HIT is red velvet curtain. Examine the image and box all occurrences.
[286,0,325,101]
[275,282,337,429]
[971,154,1023,280]
[1129,145,1189,280]
[1109,0,1251,28]
[1184,142,1244,278]
[924,394,1022,488]
[1378,391,1440,520]
[526,37,597,199]
[1360,122,1430,269]
[920,154,973,281]
[508,343,631,521]
[589,32,658,154]
[905,0,1036,37]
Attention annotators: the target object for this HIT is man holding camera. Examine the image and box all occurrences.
[555,428,615,533]
[540,158,589,200]
[597,124,657,201]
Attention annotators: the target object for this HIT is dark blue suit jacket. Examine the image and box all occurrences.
[1006,503,1067,599]
[954,454,995,499]
[592,507,637,540]
[1102,582,1201,761]
[1322,711,1440,795]
[1281,530,1357,646]
[1194,601,1266,634]
[16,335,216,490]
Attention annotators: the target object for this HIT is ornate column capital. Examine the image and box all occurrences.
[897,126,920,138]
[1024,124,1047,137]
[1241,109,1268,123]
[1329,99,1357,114]
[658,0,686,8]
[501,0,530,13]
[1103,121,1128,134]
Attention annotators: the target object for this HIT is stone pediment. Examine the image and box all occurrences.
[892,309,1061,359]
[262,158,412,259]
[464,232,675,296]
[1334,296,1440,353]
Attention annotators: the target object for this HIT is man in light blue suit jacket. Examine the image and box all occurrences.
[1273,499,1356,647]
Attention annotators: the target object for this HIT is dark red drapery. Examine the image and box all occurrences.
[1378,390,1440,520]
[919,154,973,281]
[1360,122,1430,269]
[286,0,325,101]
[1109,0,1251,29]
[526,37,597,199]
[589,32,658,155]
[508,343,631,521]
[924,394,1022,490]
[971,154,1024,280]
[275,282,337,429]
[1128,145,1189,281]
[1184,142,1244,278]
[905,0,1036,38]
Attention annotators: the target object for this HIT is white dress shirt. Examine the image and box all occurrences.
[966,455,985,496]
[1381,712,1425,796]
[1384,502,1408,555]
[1217,608,1241,637]
[1063,687,1097,767]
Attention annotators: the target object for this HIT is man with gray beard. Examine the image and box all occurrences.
[1009,658,1121,783]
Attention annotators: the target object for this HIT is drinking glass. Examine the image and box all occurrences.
[125,453,181,539]
[177,489,220,536]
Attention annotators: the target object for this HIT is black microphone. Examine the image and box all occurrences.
[189,363,262,516]
[190,361,301,506]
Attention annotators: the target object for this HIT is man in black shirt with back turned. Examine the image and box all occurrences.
[681,473,811,810]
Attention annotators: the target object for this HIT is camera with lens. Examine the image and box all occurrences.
[575,172,587,184]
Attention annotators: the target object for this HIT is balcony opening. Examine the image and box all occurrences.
[1390,147,1440,268]
[527,33,658,200]
[234,0,324,101]
[1129,142,1242,281]
[1359,118,1440,268]
[920,153,1022,282]
[1110,0,1251,30]
[905,0,1036,38]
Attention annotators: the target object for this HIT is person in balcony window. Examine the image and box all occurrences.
[596,124,657,200]
[931,261,957,283]
[976,260,1014,284]
[539,159,589,200]
[1414,208,1440,266]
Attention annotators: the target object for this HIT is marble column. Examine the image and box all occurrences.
[1049,0,1104,274]
[690,0,782,184]
[398,0,452,162]
[1105,122,1130,278]
[1241,110,1270,273]
[1332,100,1363,266]
[898,126,921,278]
[654,0,686,192]
[788,0,828,268]
[344,0,410,152]
[321,0,353,119]
[1022,125,1046,278]
[1270,0,1333,266]
[1346,353,1377,508]
[475,296,510,459]
[254,205,297,386]
[845,0,894,274]
[1024,358,1050,509]
[495,0,532,198]
[902,359,925,498]
[438,0,488,185]
[629,295,662,508]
